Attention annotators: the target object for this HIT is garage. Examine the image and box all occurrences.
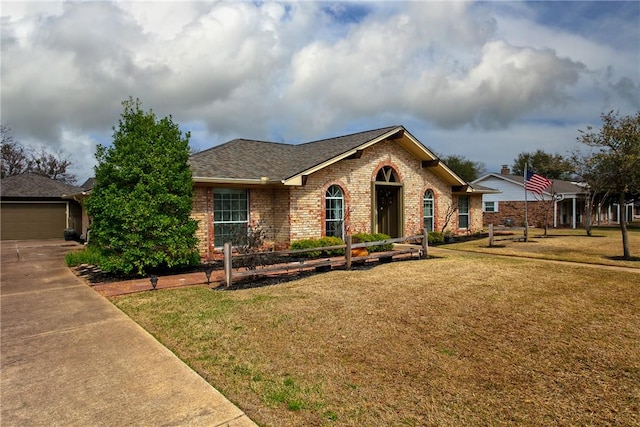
[1,202,69,240]
[1,174,85,241]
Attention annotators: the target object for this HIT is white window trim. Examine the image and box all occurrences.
[423,190,435,232]
[213,188,249,248]
[325,185,345,239]
[483,201,498,213]
[458,195,470,229]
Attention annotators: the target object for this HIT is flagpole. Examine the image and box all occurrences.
[524,164,529,242]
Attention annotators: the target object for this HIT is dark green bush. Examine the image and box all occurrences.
[85,98,198,275]
[370,233,394,252]
[290,237,345,258]
[428,231,445,245]
[351,232,393,252]
[317,237,346,256]
[290,239,321,258]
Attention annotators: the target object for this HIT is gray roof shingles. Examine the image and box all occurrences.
[189,126,401,181]
[500,174,587,194]
[1,173,85,198]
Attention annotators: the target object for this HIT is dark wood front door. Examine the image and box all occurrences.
[376,185,400,237]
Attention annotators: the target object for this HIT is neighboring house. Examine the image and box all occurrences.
[0,173,86,240]
[189,125,493,260]
[593,198,639,225]
[472,166,589,229]
[63,177,95,240]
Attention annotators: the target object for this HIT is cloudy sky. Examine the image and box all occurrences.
[2,1,639,183]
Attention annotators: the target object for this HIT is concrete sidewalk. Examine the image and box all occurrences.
[0,240,257,426]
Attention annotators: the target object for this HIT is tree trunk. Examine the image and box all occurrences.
[584,196,592,237]
[619,193,630,259]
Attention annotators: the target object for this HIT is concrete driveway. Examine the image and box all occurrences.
[0,240,256,426]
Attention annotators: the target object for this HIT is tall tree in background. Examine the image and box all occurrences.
[1,124,28,177]
[1,124,76,183]
[574,111,640,259]
[512,150,573,180]
[86,98,199,274]
[442,155,486,182]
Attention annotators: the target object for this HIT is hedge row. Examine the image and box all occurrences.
[289,236,345,258]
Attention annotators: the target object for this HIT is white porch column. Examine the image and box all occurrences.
[572,198,576,229]
[553,200,558,228]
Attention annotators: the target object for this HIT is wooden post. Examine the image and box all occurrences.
[224,242,232,287]
[345,235,352,269]
[488,223,494,247]
[421,228,429,259]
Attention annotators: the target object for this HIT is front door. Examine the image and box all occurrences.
[376,185,400,237]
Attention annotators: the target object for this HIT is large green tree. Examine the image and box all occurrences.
[442,155,486,182]
[511,150,573,180]
[86,98,199,274]
[574,111,640,259]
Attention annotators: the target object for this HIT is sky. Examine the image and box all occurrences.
[1,1,639,184]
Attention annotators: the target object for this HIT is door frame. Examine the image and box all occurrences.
[371,182,404,237]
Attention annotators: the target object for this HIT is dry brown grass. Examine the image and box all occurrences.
[447,227,640,267]
[113,252,640,427]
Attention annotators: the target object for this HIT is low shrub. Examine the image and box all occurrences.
[370,233,394,252]
[290,237,345,258]
[351,232,393,252]
[65,245,108,267]
[428,231,445,245]
[66,244,201,276]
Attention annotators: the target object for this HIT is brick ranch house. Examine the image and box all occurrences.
[189,125,495,260]
[472,166,589,229]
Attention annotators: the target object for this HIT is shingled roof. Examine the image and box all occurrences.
[475,173,587,195]
[1,173,85,199]
[189,125,403,183]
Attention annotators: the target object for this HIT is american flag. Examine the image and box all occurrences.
[525,170,552,194]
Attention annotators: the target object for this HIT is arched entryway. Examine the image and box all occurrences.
[373,166,403,237]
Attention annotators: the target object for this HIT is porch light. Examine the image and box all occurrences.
[149,275,159,290]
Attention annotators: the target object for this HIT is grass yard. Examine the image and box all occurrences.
[112,244,640,426]
[446,226,640,268]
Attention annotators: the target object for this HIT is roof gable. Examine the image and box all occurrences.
[1,174,84,198]
[473,173,587,195]
[190,125,467,187]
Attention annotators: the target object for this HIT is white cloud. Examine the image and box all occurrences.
[1,1,638,182]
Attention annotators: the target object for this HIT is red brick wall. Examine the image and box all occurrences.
[191,136,483,257]
[287,137,481,240]
[249,187,290,249]
[483,200,553,228]
[192,186,212,259]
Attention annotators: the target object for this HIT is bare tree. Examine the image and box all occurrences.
[440,201,458,233]
[1,125,29,178]
[28,146,76,183]
[574,111,640,259]
[1,124,76,184]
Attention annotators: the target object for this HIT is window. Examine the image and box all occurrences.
[423,190,435,232]
[376,166,398,183]
[483,201,497,212]
[458,195,469,229]
[325,185,344,239]
[213,188,248,247]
